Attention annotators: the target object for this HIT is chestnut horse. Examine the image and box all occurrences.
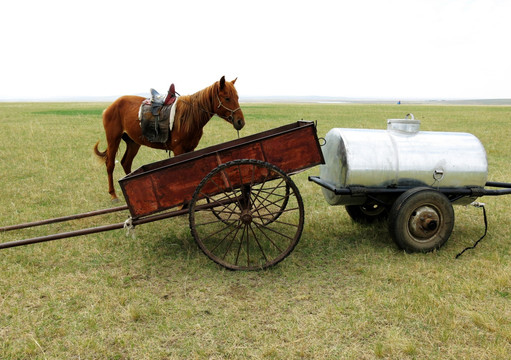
[94,76,245,201]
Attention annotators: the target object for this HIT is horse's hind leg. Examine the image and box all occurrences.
[120,133,141,175]
[105,135,122,201]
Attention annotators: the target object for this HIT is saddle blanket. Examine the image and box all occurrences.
[138,98,178,143]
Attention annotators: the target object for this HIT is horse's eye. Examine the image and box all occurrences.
[225,97,231,102]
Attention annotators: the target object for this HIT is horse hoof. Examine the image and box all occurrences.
[111,197,120,204]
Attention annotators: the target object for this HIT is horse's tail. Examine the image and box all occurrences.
[93,107,113,163]
[93,140,107,163]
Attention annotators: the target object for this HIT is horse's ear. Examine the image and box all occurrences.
[219,76,226,89]
[231,77,237,85]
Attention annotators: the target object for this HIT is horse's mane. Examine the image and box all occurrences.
[174,81,219,136]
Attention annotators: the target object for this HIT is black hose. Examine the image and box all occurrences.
[455,204,488,259]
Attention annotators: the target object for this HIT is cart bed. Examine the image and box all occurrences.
[120,121,324,218]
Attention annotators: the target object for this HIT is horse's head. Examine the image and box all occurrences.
[215,76,245,131]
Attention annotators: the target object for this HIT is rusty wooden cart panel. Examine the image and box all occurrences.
[120,121,324,219]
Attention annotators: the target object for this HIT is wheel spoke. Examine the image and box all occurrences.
[204,177,237,203]
[248,223,269,262]
[245,224,250,266]
[253,183,288,202]
[251,181,286,208]
[250,170,275,203]
[253,216,300,229]
[252,206,300,226]
[250,180,291,225]
[196,219,238,241]
[220,168,245,210]
[251,192,288,220]
[253,220,295,242]
[200,190,237,209]
[234,224,246,265]
[221,221,242,260]
[251,221,285,253]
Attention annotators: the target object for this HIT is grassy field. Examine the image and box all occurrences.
[1,102,510,359]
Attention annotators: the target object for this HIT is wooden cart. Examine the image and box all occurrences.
[1,121,324,270]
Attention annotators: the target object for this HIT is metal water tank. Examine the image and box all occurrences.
[320,114,488,206]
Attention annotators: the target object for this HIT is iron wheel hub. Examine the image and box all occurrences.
[409,205,440,240]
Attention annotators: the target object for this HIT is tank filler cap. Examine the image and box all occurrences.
[387,113,421,134]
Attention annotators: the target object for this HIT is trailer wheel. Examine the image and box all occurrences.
[389,187,454,252]
[345,201,388,223]
[189,159,304,270]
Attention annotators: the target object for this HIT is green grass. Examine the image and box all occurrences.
[1,102,511,359]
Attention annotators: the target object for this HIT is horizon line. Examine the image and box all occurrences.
[1,95,510,105]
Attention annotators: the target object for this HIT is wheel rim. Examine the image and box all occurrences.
[408,205,442,241]
[360,202,386,217]
[189,160,304,270]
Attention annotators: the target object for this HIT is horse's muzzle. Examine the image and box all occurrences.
[232,116,245,131]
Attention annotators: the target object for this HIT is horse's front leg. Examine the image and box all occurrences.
[120,134,141,175]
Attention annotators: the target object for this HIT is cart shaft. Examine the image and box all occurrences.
[0,205,129,232]
[0,199,235,250]
[0,222,126,249]
[0,207,189,250]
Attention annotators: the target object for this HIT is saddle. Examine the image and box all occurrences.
[139,84,177,143]
[150,83,176,114]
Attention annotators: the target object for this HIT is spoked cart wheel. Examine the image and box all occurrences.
[389,187,455,253]
[189,159,304,270]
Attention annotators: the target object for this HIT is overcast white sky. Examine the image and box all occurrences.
[1,0,510,100]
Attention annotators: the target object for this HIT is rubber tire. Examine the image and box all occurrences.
[345,201,388,224]
[389,187,454,253]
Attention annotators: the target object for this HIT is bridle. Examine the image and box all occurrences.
[215,93,241,124]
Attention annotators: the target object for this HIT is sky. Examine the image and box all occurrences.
[1,0,510,101]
